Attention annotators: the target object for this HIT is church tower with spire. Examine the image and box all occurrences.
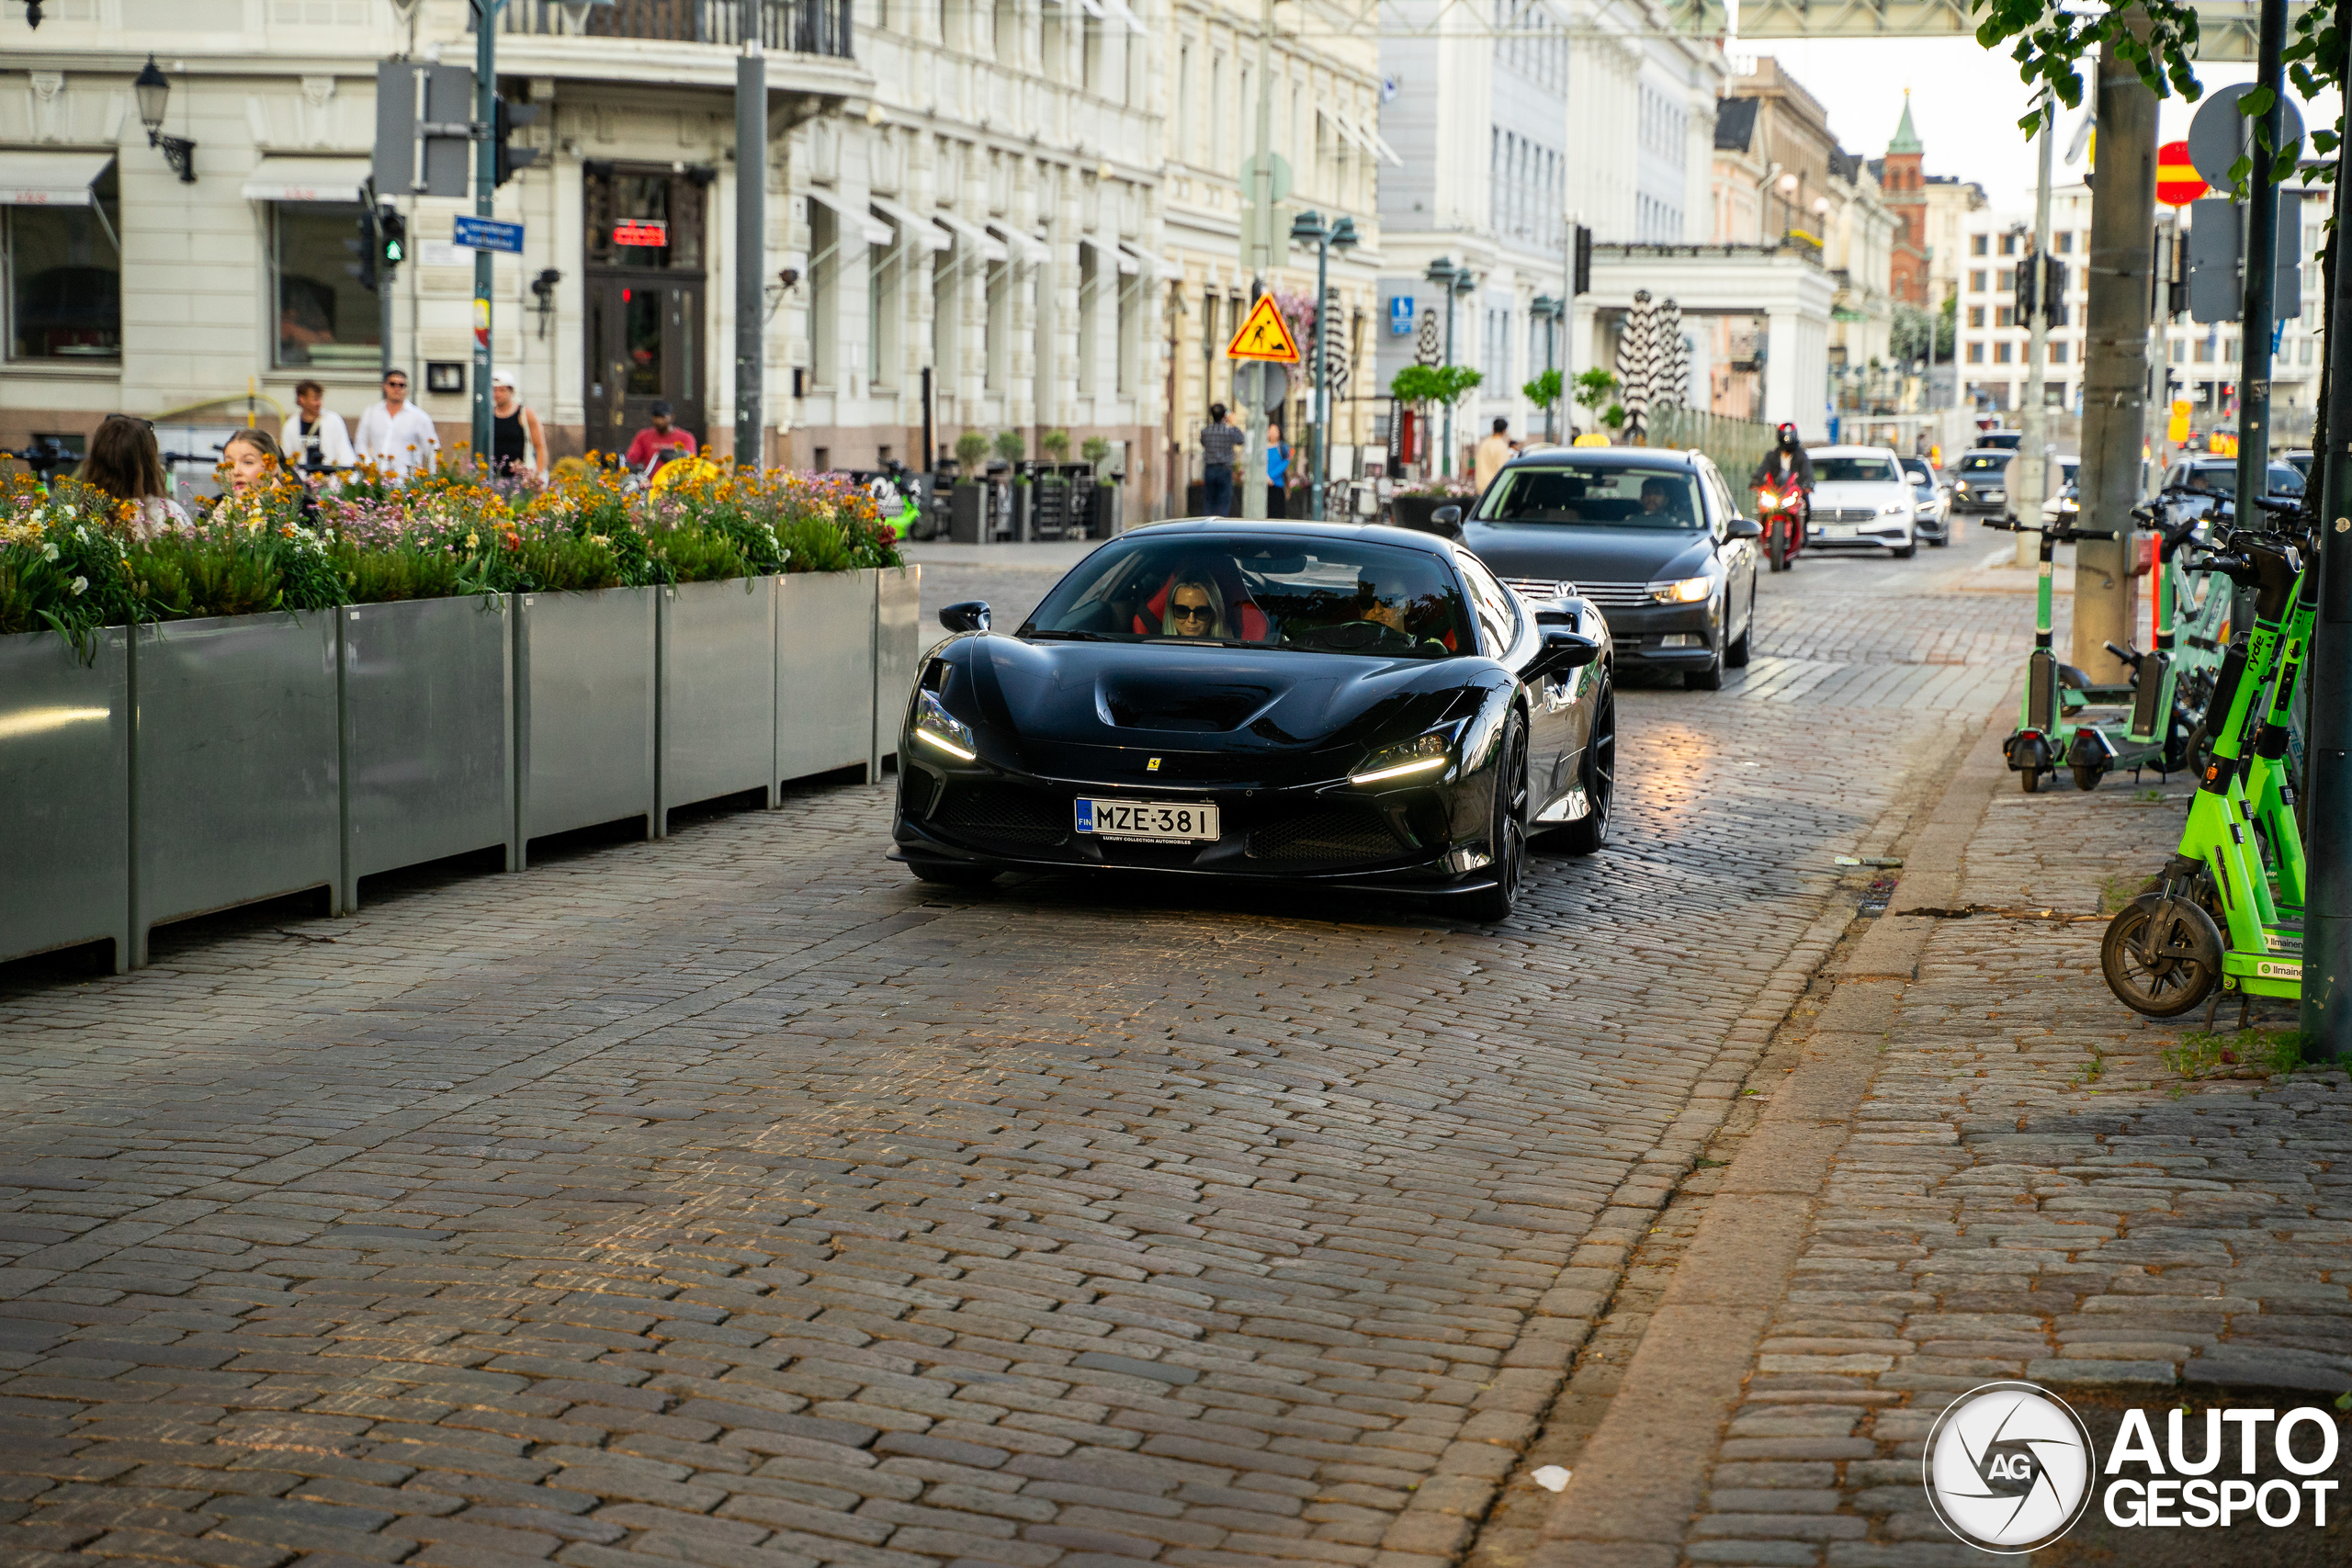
[1881,94,1930,306]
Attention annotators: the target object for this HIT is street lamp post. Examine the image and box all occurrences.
[1291,210,1358,519]
[133,57,197,184]
[1423,257,1476,478]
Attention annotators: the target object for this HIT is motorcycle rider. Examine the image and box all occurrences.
[1750,423,1815,493]
[1749,423,1814,566]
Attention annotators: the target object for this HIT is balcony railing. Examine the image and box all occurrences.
[498,0,854,58]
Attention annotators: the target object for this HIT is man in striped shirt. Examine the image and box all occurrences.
[1199,403,1246,515]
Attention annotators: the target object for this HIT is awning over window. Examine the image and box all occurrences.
[241,157,369,204]
[1117,241,1179,279]
[931,209,1008,264]
[988,222,1051,266]
[802,185,894,246]
[868,194,951,253]
[0,151,114,207]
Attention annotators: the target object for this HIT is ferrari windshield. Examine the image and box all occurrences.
[1023,535,1476,658]
[1472,464,1703,529]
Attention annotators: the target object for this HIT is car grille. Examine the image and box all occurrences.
[934,783,1067,849]
[1566,581,1653,611]
[1501,576,1577,604]
[1246,806,1398,865]
[1815,508,1887,525]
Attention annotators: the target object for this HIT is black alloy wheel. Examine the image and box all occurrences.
[1725,586,1754,668]
[1461,711,1530,923]
[1555,673,1613,856]
[2101,892,2223,1018]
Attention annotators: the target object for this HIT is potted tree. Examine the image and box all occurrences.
[1386,364,1483,530]
[993,430,1028,540]
[951,430,989,543]
[1036,429,1074,537]
[1522,367,1564,445]
[1080,435,1119,537]
[1572,368,1620,442]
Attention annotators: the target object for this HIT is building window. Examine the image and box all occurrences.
[1997,267,2014,293]
[7,162,120,363]
[2302,338,2314,365]
[2000,233,2018,255]
[2170,339,2186,363]
[1995,342,2013,363]
[1969,269,1986,293]
[273,202,383,370]
[2051,341,2067,364]
[1971,233,1988,256]
[2196,337,2214,363]
[2056,231,2074,254]
[1967,342,1984,364]
[1996,306,2013,328]
[1968,306,1984,328]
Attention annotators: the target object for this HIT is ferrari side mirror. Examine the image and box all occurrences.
[940,601,991,634]
[1541,627,1600,673]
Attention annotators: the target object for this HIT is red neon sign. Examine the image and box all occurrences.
[613,220,669,248]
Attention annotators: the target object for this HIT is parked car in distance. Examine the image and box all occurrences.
[2279,449,2314,485]
[1804,446,1919,558]
[1899,455,1950,546]
[1951,448,2014,513]
[1461,446,1761,692]
[2038,458,2085,526]
[2156,457,2306,503]
[1974,430,2023,451]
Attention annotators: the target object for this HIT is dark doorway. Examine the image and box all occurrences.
[584,164,708,453]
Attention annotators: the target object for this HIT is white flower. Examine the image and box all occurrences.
[41,541,59,562]
[69,575,87,596]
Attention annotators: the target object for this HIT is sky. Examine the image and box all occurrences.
[1747,35,2335,214]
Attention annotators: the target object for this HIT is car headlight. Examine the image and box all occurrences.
[1956,480,1971,493]
[2058,497,2079,512]
[1351,730,1453,785]
[1648,576,1712,604]
[911,689,978,761]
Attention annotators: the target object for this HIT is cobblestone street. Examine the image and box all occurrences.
[0,525,2040,1568]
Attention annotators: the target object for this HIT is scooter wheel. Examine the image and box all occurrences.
[2020,768,2041,794]
[2072,763,2106,793]
[2102,893,2223,1019]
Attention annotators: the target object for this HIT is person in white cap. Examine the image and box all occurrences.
[489,370,548,481]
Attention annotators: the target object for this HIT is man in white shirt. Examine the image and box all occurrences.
[281,378,357,477]
[353,369,441,479]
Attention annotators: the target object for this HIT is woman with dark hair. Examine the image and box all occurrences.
[81,414,188,539]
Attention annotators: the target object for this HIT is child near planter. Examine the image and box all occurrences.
[82,414,190,541]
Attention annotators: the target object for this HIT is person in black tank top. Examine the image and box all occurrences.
[489,371,548,480]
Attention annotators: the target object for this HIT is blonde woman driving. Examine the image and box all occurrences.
[1160,571,1231,638]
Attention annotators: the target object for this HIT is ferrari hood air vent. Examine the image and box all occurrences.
[1098,674,1278,733]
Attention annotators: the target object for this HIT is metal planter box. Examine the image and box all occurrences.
[777,570,877,784]
[342,594,515,909]
[658,576,778,834]
[133,611,341,965]
[0,627,131,971]
[515,586,656,860]
[873,566,922,770]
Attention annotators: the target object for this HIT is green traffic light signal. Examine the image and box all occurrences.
[378,208,407,267]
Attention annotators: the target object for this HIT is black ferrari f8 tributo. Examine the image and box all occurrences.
[888,521,1615,922]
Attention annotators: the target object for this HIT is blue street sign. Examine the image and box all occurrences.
[1389,295,1415,336]
[453,215,525,254]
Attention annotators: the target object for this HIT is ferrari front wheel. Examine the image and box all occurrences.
[1459,712,1529,924]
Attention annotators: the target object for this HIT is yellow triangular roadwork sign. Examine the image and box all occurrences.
[1226,295,1302,364]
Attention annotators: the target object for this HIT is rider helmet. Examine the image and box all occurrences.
[1776,423,1800,448]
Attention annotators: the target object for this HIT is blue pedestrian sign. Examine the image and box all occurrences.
[453,215,525,254]
[1389,296,1415,336]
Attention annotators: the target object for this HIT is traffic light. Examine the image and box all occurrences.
[2015,256,2036,319]
[2041,258,2067,328]
[1572,224,1592,297]
[494,97,540,186]
[355,209,379,293]
[378,205,406,268]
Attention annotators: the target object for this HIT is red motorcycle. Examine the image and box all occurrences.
[1756,479,1807,571]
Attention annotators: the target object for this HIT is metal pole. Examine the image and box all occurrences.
[378,198,395,382]
[1239,0,1273,520]
[472,0,501,467]
[2234,0,2289,513]
[2071,29,2156,686]
[2016,100,2055,567]
[735,3,765,468]
[1311,233,1329,518]
[1442,280,1456,476]
[2301,0,2352,1050]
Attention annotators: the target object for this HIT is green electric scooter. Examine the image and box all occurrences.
[2100,525,2307,1019]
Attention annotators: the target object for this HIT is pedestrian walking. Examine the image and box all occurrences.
[490,371,548,481]
[1199,403,1244,515]
[81,415,190,541]
[1475,416,1513,493]
[1264,420,1292,518]
[280,379,356,478]
[354,369,440,479]
[624,400,697,472]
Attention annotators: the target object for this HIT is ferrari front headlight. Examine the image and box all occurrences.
[1351,730,1453,785]
[912,689,978,761]
[1648,576,1712,604]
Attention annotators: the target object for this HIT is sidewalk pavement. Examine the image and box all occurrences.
[1482,709,2352,1567]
